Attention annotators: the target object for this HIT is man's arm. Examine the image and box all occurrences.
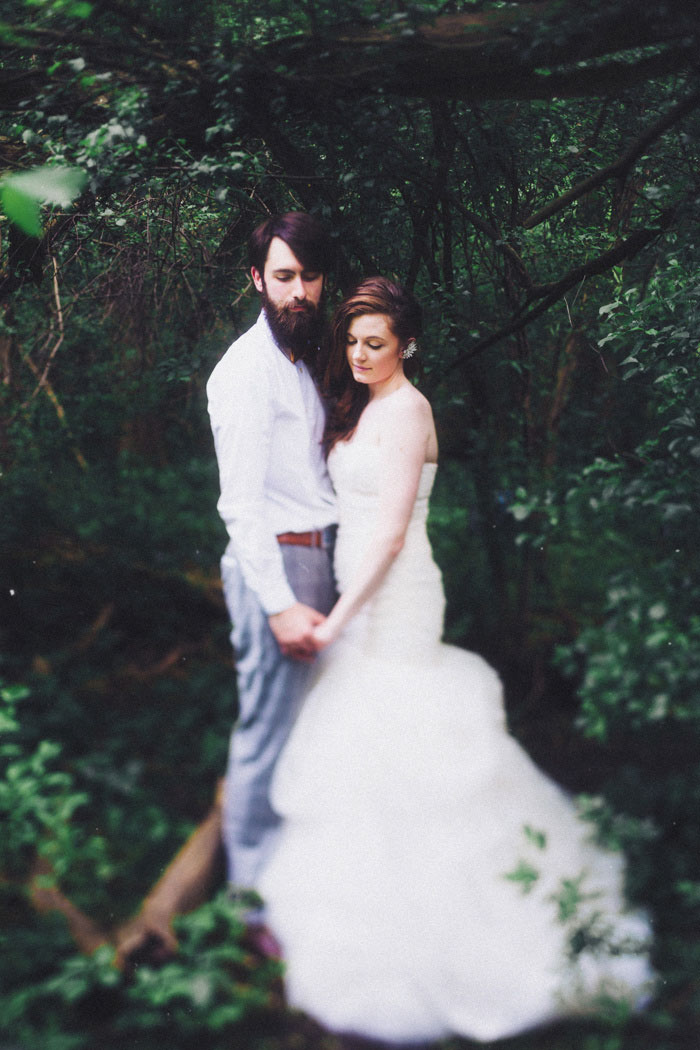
[207,349,323,658]
[208,350,295,608]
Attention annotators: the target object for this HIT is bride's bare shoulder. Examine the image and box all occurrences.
[388,381,433,415]
[375,384,436,456]
[385,383,434,429]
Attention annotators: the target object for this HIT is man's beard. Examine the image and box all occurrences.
[261,286,325,362]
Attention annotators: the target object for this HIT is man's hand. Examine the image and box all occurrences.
[268,602,325,661]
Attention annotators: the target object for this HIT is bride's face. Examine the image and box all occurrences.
[346,313,404,390]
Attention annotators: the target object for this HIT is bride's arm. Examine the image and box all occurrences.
[313,395,433,648]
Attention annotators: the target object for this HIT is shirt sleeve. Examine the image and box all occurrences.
[207,349,297,615]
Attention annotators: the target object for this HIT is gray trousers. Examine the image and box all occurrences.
[220,540,336,894]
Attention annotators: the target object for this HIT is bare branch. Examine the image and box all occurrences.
[405,101,457,290]
[19,782,225,973]
[29,856,109,956]
[21,352,88,471]
[35,256,64,389]
[451,210,675,368]
[523,88,700,229]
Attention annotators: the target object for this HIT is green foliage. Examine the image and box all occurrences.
[552,260,700,740]
[0,893,284,1050]
[25,0,93,17]
[0,451,233,923]
[504,858,540,895]
[0,680,107,883]
[505,256,700,1044]
[121,895,278,1034]
[564,581,700,738]
[0,165,85,235]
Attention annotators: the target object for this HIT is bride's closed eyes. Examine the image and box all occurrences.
[344,313,406,394]
[346,335,385,351]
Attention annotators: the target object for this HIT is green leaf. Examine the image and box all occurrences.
[1,684,31,703]
[524,825,547,850]
[0,183,41,236]
[504,859,540,893]
[8,165,86,207]
[0,165,86,236]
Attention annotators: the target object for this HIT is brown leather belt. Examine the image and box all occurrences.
[277,530,326,548]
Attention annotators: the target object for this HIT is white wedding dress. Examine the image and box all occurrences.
[259,438,654,1045]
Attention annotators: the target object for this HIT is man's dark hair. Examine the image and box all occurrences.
[248,212,333,277]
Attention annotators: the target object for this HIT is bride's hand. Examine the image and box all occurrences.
[311,619,335,651]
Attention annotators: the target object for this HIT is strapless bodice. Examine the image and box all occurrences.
[329,438,437,531]
[327,439,444,659]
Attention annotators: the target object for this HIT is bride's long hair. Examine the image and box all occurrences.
[321,276,423,455]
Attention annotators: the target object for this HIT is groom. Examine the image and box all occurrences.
[207,212,337,927]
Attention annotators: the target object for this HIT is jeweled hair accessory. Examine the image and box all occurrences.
[401,339,418,360]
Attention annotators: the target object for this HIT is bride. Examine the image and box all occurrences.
[259,277,654,1045]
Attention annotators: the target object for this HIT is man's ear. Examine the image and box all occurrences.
[251,266,264,293]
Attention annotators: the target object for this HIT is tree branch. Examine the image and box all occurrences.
[2,2,699,120]
[20,782,225,972]
[405,101,457,290]
[451,209,675,368]
[260,4,700,104]
[523,88,700,229]
[21,352,88,471]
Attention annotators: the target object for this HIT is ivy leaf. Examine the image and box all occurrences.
[0,183,41,236]
[524,825,547,850]
[504,859,540,894]
[0,165,86,236]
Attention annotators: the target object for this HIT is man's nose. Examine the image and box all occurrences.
[291,276,306,300]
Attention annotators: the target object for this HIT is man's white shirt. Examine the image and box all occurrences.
[207,311,337,615]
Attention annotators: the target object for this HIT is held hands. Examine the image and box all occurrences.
[268,602,326,662]
[310,619,337,651]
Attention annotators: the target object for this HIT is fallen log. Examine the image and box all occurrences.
[23,778,225,972]
[29,855,110,955]
[114,779,225,972]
